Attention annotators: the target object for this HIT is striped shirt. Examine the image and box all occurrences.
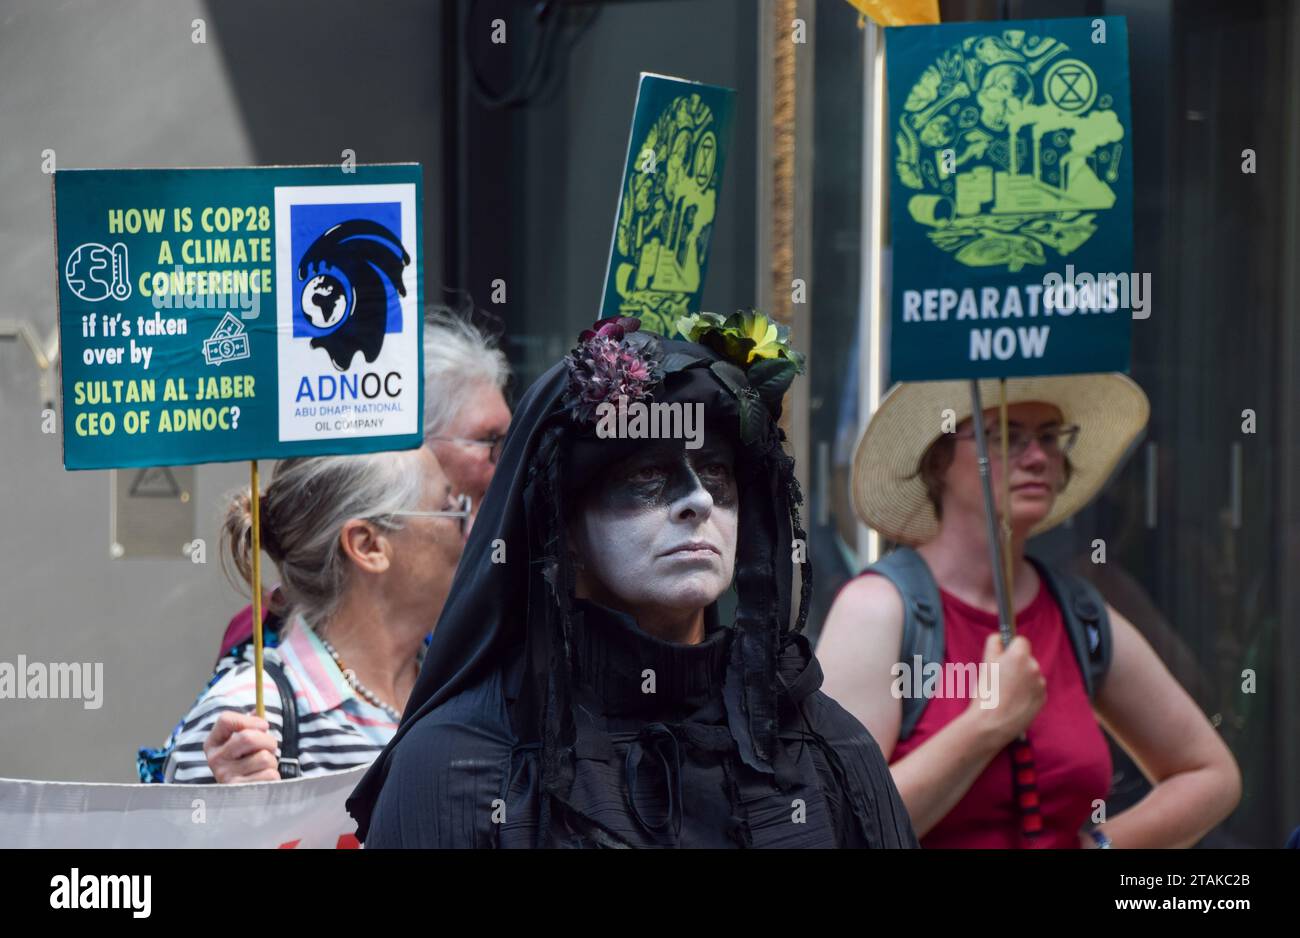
[165,617,400,783]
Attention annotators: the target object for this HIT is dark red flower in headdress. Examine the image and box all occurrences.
[563,316,662,425]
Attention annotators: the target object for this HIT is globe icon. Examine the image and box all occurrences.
[301,274,349,330]
[65,242,130,302]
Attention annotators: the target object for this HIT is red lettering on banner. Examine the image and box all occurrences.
[275,834,358,848]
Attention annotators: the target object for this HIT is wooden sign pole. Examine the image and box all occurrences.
[970,379,1043,842]
[250,460,265,719]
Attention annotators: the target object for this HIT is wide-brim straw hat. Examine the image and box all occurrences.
[852,374,1150,546]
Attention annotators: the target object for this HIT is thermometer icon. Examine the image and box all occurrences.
[65,241,131,302]
[109,242,130,300]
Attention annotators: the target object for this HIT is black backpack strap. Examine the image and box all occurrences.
[139,611,293,784]
[1028,557,1112,699]
[262,658,301,779]
[863,546,944,742]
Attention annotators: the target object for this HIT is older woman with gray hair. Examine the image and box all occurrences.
[422,308,511,530]
[161,310,511,784]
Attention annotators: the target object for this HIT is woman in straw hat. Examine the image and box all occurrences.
[818,375,1241,848]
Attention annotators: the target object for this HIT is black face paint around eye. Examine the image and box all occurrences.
[595,441,736,513]
[688,451,737,509]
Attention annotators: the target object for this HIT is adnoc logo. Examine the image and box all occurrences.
[291,204,410,371]
[894,29,1126,273]
[274,179,420,445]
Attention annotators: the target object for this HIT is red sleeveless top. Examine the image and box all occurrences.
[886,575,1112,848]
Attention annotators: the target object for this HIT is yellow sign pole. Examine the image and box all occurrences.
[250,459,265,718]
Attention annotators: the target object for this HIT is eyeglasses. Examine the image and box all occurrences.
[382,493,474,537]
[954,424,1080,460]
[429,434,505,465]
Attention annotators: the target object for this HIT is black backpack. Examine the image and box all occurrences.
[864,546,1112,742]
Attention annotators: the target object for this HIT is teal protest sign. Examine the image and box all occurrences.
[54,165,424,470]
[886,17,1136,380]
[598,73,735,336]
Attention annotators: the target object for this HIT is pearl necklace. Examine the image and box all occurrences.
[314,632,417,722]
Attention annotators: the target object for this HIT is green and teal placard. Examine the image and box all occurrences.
[886,17,1135,380]
[54,164,424,470]
[599,73,735,336]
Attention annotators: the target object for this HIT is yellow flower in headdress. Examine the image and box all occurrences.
[675,310,803,369]
[740,312,783,362]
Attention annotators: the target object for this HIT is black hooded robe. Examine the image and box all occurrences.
[365,600,915,847]
[349,336,918,849]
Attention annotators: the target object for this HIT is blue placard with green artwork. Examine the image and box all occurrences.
[53,164,424,470]
[598,73,735,336]
[886,17,1136,380]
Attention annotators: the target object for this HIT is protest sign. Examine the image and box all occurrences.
[54,165,424,470]
[598,74,735,336]
[885,17,1135,380]
[0,766,365,848]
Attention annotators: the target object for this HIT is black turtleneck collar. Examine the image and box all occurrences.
[568,598,732,717]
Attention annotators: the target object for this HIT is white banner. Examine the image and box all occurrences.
[0,767,366,848]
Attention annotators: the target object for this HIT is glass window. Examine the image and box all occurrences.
[809,0,1300,847]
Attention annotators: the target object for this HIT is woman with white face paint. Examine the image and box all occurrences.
[569,435,738,644]
[349,316,918,848]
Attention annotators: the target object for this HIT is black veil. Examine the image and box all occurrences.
[347,338,810,841]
